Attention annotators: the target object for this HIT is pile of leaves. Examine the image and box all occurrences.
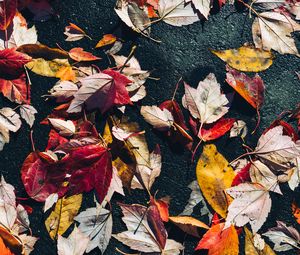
[0,0,299,254]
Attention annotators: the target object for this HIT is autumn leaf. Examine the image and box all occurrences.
[183,73,229,124]
[20,104,37,127]
[293,202,300,224]
[196,144,235,218]
[18,44,68,59]
[245,227,276,255]
[64,23,91,41]
[0,236,14,255]
[158,0,200,26]
[95,34,117,48]
[211,46,274,72]
[68,47,100,62]
[56,66,76,82]
[225,183,272,232]
[185,0,211,19]
[169,216,209,237]
[199,118,235,141]
[0,0,17,30]
[196,223,239,255]
[252,12,300,56]
[49,80,78,102]
[48,118,76,137]
[45,194,82,239]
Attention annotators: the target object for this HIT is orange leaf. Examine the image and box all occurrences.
[56,66,76,82]
[151,196,169,222]
[292,202,300,224]
[196,223,239,255]
[68,47,100,62]
[0,226,23,254]
[0,237,13,255]
[147,6,158,18]
[95,34,117,48]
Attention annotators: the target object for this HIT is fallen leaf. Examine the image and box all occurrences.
[230,120,248,138]
[20,104,37,127]
[158,0,200,26]
[44,193,58,212]
[56,66,76,82]
[211,46,274,72]
[185,0,211,19]
[64,23,90,41]
[196,223,239,255]
[74,206,112,253]
[95,34,117,48]
[182,73,229,124]
[252,11,300,56]
[196,144,235,218]
[48,118,76,137]
[49,80,78,103]
[0,0,17,30]
[57,226,89,255]
[199,118,235,141]
[169,216,209,237]
[225,183,272,233]
[45,194,82,239]
[68,47,100,62]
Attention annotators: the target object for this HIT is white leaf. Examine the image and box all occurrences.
[255,126,300,172]
[180,180,212,221]
[67,73,113,113]
[49,81,78,102]
[0,14,38,49]
[0,126,9,151]
[263,221,300,251]
[75,207,113,253]
[0,107,22,132]
[48,118,76,137]
[0,175,15,206]
[230,120,247,138]
[19,234,38,255]
[57,227,90,255]
[185,0,211,19]
[112,126,134,141]
[158,0,200,26]
[16,204,30,234]
[44,193,59,212]
[182,73,229,124]
[0,199,17,229]
[252,11,300,55]
[250,160,282,194]
[20,105,38,128]
[225,183,272,233]
[141,105,174,131]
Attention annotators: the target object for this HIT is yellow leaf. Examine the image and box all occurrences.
[103,121,113,145]
[169,216,209,237]
[56,66,76,82]
[113,157,135,190]
[244,227,276,255]
[26,58,70,77]
[196,144,235,218]
[211,46,274,72]
[95,34,117,48]
[45,194,82,239]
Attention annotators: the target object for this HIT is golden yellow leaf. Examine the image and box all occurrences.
[211,46,274,72]
[45,194,82,239]
[196,144,235,218]
[56,66,76,82]
[169,216,209,237]
[26,58,70,77]
[244,227,276,255]
[103,121,113,145]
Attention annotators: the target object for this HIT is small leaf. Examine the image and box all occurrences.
[95,34,117,48]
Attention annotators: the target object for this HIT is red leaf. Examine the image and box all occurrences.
[231,162,251,187]
[150,196,169,222]
[21,152,68,202]
[265,120,299,141]
[75,120,98,138]
[199,118,235,141]
[68,47,100,62]
[0,0,17,30]
[0,73,30,104]
[0,48,31,76]
[46,129,68,151]
[65,145,113,203]
[226,66,265,109]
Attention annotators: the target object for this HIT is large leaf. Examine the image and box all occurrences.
[0,0,17,30]
[45,194,82,239]
[196,144,235,218]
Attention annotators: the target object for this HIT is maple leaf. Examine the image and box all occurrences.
[158,0,200,26]
[196,223,239,255]
[67,70,132,114]
[20,104,37,127]
[0,0,17,31]
[49,80,78,103]
[252,11,300,56]
[57,226,89,255]
[0,73,29,104]
[225,183,272,233]
[0,48,31,76]
[113,203,184,254]
[182,73,229,124]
